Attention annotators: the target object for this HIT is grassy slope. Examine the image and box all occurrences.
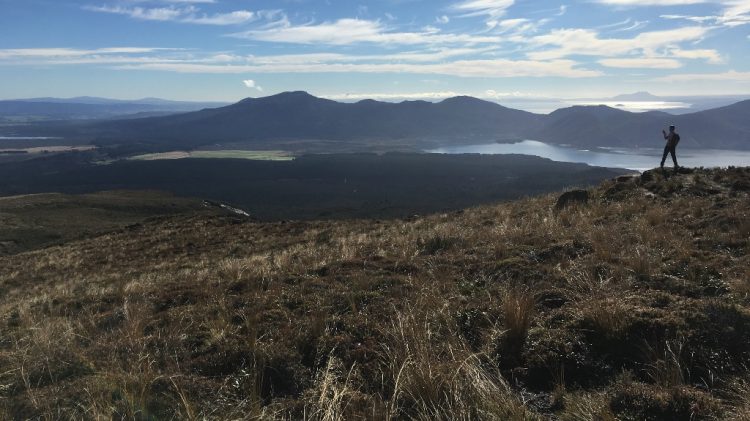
[0,191,217,256]
[0,168,749,419]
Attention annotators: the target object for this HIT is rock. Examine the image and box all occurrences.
[603,182,634,201]
[554,189,589,210]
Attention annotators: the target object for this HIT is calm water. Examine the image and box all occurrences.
[429,140,750,171]
[566,100,691,112]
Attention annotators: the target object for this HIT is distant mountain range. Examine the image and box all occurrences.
[88,92,542,149]
[535,100,750,149]
[0,97,229,122]
[3,91,749,151]
[81,91,749,151]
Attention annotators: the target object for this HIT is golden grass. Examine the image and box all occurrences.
[1,167,749,419]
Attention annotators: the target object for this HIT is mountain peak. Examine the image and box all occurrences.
[440,95,490,104]
[270,91,317,100]
[237,91,327,106]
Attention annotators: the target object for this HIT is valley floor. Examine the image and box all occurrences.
[1,167,749,419]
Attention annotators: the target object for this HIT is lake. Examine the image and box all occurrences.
[428,140,750,171]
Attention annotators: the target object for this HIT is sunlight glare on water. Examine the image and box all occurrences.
[429,140,750,171]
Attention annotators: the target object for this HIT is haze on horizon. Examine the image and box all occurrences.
[1,0,749,104]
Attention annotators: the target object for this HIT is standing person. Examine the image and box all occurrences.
[660,124,680,171]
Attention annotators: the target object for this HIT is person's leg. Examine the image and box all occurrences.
[670,144,678,168]
[661,144,670,168]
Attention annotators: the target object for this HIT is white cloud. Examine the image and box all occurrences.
[248,48,495,64]
[0,47,496,67]
[660,14,717,22]
[484,89,547,98]
[184,11,254,25]
[593,0,706,4]
[655,69,750,81]
[720,0,750,26]
[0,47,178,59]
[230,18,501,45]
[114,58,601,78]
[598,57,683,68]
[526,26,713,60]
[488,17,549,34]
[84,4,255,25]
[452,0,515,18]
[613,20,650,31]
[85,5,186,21]
[436,15,451,24]
[595,0,750,27]
[243,79,263,91]
[667,47,723,63]
[0,44,599,79]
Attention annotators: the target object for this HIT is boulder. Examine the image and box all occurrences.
[554,189,589,210]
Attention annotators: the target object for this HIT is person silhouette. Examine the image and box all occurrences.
[660,125,680,171]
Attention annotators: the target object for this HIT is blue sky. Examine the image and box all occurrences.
[1,0,749,102]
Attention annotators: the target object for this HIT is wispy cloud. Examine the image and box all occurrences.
[667,47,723,63]
[614,20,650,31]
[593,0,706,4]
[229,18,501,45]
[526,26,714,61]
[0,47,179,59]
[660,14,717,22]
[0,46,600,78]
[595,17,650,32]
[184,10,254,25]
[251,48,496,64]
[84,4,255,25]
[114,58,601,78]
[0,47,493,66]
[594,0,750,27]
[655,69,750,81]
[489,17,550,34]
[452,0,515,18]
[85,5,185,21]
[598,57,683,68]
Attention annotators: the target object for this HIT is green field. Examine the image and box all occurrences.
[130,149,294,161]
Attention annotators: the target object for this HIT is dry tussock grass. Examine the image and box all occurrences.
[1,167,749,418]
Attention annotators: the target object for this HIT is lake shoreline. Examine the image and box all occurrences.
[428,140,750,171]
